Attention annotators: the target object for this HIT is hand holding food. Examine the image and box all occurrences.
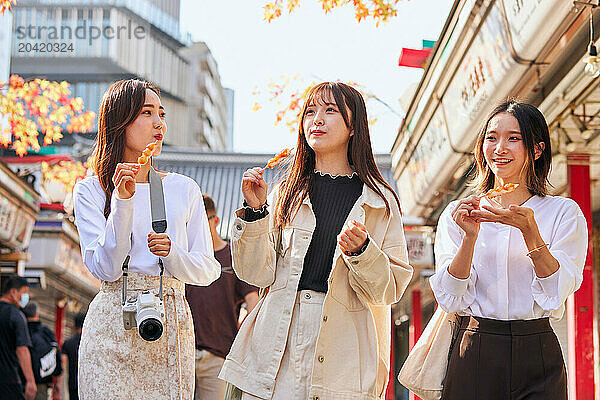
[481,183,519,199]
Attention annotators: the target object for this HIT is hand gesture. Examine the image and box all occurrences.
[148,232,171,257]
[112,163,140,200]
[471,203,536,232]
[452,195,481,238]
[241,167,267,209]
[338,220,369,254]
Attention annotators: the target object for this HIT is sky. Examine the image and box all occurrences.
[179,0,454,154]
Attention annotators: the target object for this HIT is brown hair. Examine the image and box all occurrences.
[472,100,552,196]
[273,82,400,228]
[202,194,216,214]
[90,79,160,218]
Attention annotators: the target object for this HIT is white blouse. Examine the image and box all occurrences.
[73,173,220,285]
[430,195,588,321]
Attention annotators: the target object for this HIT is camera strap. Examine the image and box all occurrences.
[120,163,168,304]
[148,165,168,300]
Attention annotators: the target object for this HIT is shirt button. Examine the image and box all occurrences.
[235,224,242,230]
[322,315,328,322]
[304,292,311,299]
[314,397,320,400]
[351,260,359,265]
[303,235,310,240]
[318,355,324,363]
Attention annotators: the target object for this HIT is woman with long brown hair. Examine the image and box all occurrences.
[430,101,588,399]
[73,79,220,399]
[219,82,413,400]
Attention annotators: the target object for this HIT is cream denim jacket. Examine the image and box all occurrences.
[219,182,413,400]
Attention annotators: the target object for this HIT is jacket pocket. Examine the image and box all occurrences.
[270,227,293,291]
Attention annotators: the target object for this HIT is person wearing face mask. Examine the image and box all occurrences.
[430,101,588,400]
[219,82,413,400]
[0,275,36,400]
[72,79,220,399]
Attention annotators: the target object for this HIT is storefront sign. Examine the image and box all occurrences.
[405,231,434,267]
[502,0,573,60]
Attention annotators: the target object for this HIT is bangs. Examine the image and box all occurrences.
[302,82,351,127]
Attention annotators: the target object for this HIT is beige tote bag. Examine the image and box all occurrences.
[397,308,458,400]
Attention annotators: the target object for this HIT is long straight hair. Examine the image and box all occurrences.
[273,82,400,228]
[472,100,552,196]
[89,79,160,218]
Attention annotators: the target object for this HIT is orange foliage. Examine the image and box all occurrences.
[263,0,403,25]
[253,76,378,133]
[41,159,90,193]
[0,0,17,15]
[0,75,96,156]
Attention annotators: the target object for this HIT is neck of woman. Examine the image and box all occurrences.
[314,150,354,176]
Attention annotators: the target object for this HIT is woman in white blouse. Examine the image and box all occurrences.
[430,101,588,400]
[73,79,220,399]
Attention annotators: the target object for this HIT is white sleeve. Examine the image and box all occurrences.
[73,180,134,282]
[531,201,588,311]
[429,201,477,313]
[163,182,220,285]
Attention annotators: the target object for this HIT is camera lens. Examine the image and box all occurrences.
[139,318,163,341]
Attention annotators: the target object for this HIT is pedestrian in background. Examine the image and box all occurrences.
[186,194,259,400]
[0,275,36,400]
[22,301,62,400]
[73,79,220,399]
[219,82,413,400]
[61,312,85,400]
[430,101,588,400]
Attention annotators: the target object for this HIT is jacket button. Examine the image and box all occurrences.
[303,235,310,240]
[304,292,311,299]
[314,397,320,400]
[318,355,324,363]
[235,224,242,230]
[351,260,359,265]
[322,315,327,322]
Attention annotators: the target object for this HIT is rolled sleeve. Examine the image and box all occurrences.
[531,201,587,311]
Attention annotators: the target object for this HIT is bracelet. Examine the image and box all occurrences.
[242,200,268,213]
[526,243,549,257]
[344,238,370,257]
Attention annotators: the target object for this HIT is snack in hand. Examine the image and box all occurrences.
[264,148,292,169]
[482,183,519,199]
[137,141,158,165]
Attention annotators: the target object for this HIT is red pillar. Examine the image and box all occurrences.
[386,312,395,400]
[409,288,422,400]
[53,301,65,400]
[566,153,595,400]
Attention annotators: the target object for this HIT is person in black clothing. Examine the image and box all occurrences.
[62,312,85,400]
[0,275,36,400]
[22,301,62,400]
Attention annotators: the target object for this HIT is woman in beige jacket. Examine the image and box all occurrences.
[219,82,413,400]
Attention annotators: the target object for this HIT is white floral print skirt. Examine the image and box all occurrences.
[78,272,195,400]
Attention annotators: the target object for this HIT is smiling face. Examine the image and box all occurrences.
[123,88,166,162]
[482,112,528,184]
[301,89,353,156]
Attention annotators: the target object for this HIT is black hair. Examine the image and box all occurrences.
[74,312,86,329]
[22,301,38,319]
[1,275,29,295]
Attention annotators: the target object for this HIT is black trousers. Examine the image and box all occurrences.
[441,316,567,400]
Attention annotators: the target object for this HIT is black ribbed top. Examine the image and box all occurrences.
[298,171,363,293]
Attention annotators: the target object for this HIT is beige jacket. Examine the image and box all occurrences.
[219,182,413,400]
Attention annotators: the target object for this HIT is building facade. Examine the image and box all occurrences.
[10,0,230,150]
[180,42,231,150]
[392,1,598,398]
